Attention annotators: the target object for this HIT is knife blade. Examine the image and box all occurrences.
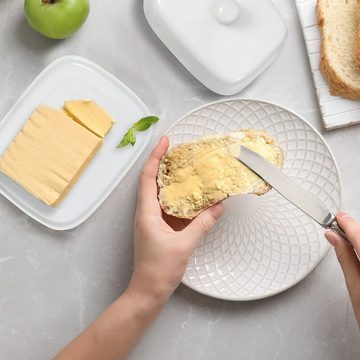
[228,145,348,242]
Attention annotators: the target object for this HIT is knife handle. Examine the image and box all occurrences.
[329,220,350,243]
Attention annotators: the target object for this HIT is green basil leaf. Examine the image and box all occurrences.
[117,129,132,148]
[129,127,136,146]
[133,116,159,131]
[117,115,159,149]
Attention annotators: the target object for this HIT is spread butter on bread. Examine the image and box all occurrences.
[157,130,283,219]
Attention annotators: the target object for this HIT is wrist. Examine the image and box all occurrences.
[123,282,169,313]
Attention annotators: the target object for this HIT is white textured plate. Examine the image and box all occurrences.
[0,56,152,230]
[165,99,342,300]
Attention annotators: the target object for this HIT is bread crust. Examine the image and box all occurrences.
[317,0,360,99]
[157,130,284,219]
[356,0,360,69]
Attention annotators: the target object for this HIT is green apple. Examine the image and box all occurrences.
[24,0,90,39]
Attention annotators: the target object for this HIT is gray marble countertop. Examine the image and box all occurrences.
[0,0,359,359]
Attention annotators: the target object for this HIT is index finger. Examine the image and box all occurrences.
[137,136,169,211]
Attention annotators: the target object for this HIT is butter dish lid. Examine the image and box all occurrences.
[144,0,287,95]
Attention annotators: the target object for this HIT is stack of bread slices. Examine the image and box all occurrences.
[317,0,360,99]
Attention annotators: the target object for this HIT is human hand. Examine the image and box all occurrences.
[127,136,224,304]
[325,212,360,328]
[55,137,224,360]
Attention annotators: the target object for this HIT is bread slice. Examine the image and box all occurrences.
[356,1,360,69]
[317,0,360,99]
[157,130,283,219]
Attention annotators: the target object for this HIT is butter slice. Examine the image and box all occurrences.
[0,106,103,207]
[64,100,114,138]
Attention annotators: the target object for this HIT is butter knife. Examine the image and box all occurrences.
[229,145,348,242]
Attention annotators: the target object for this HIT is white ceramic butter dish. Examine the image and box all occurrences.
[144,0,287,95]
[0,56,153,230]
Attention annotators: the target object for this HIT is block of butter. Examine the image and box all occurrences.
[0,106,103,207]
[64,100,114,138]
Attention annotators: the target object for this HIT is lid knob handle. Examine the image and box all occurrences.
[214,0,241,25]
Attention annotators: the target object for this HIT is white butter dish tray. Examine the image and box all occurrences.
[0,56,152,230]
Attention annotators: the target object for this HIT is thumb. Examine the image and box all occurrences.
[183,203,224,248]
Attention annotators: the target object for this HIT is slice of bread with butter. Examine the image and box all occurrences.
[157,130,283,219]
